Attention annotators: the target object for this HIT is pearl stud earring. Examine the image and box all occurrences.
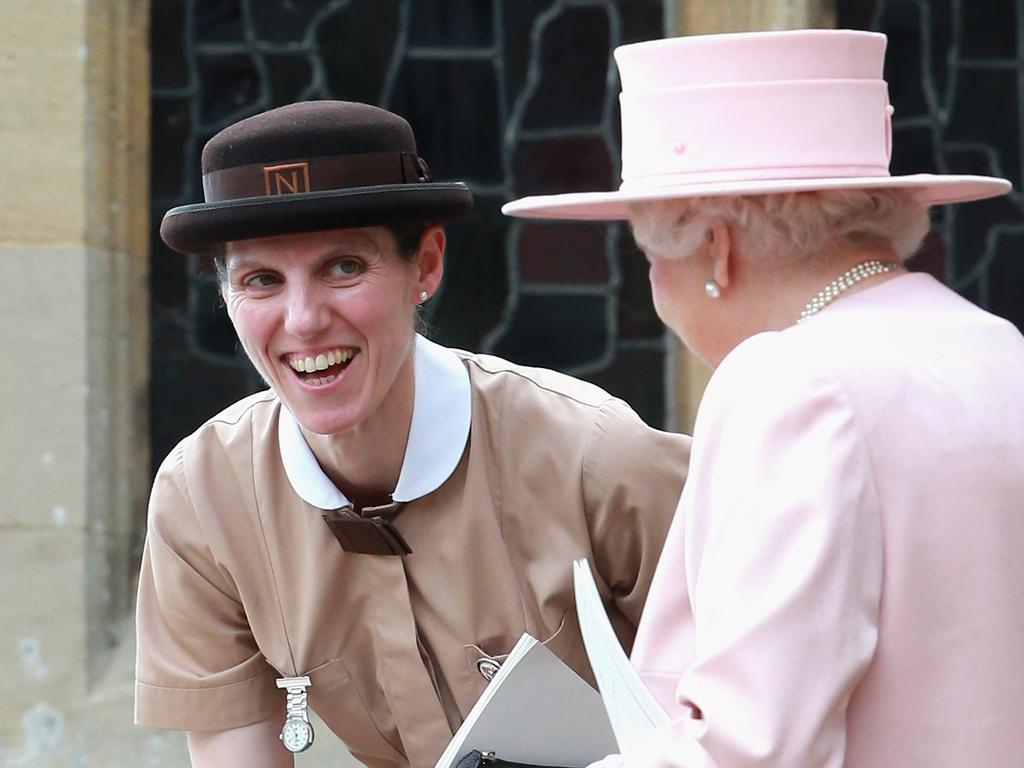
[419,290,429,302]
[704,279,721,299]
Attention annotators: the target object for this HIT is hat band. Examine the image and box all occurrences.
[619,80,893,184]
[618,164,891,190]
[201,151,431,203]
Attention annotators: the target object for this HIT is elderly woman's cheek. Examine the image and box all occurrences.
[648,257,686,333]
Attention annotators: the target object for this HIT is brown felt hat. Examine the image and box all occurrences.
[160,100,474,254]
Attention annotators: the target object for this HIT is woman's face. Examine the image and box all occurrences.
[223,226,426,435]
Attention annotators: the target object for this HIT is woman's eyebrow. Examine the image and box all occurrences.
[225,256,269,273]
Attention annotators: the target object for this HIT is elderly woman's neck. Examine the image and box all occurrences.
[301,355,416,510]
[712,240,904,364]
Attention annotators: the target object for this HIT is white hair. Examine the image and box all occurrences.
[629,188,931,265]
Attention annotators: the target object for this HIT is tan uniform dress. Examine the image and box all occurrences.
[135,336,690,767]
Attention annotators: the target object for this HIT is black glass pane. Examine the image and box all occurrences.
[950,195,1024,284]
[586,346,665,428]
[518,223,610,284]
[390,59,502,183]
[619,0,665,44]
[197,54,263,125]
[502,0,557,114]
[152,0,189,88]
[318,0,400,104]
[927,0,954,103]
[151,98,192,200]
[249,0,328,44]
[266,55,315,107]
[989,231,1024,328]
[879,1,928,118]
[491,294,609,370]
[514,136,613,195]
[429,196,510,351]
[409,0,494,47]
[149,220,188,309]
[149,309,257,472]
[195,0,243,42]
[521,6,611,129]
[615,226,662,339]
[890,124,935,177]
[189,278,238,359]
[961,0,1015,58]
[946,68,1020,188]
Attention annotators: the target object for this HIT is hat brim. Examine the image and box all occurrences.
[161,183,474,254]
[501,174,1011,220]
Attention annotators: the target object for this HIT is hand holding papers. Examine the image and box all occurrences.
[433,634,618,768]
[572,558,668,753]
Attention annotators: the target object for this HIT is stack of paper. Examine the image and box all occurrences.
[433,633,618,768]
[572,558,669,753]
[434,559,670,767]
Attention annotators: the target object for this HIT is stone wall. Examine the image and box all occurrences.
[0,1,159,764]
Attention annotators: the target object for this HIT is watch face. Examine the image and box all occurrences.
[280,718,313,752]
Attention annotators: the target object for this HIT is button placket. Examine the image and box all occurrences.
[369,557,453,766]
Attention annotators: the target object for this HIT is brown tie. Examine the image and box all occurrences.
[321,501,412,556]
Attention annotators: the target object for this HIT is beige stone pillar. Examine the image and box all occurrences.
[667,0,835,433]
[0,1,157,764]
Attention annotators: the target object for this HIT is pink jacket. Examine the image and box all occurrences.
[626,273,1024,767]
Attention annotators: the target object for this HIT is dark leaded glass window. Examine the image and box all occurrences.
[150,0,669,473]
[839,0,1024,330]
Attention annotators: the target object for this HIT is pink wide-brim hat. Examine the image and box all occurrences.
[502,30,1011,220]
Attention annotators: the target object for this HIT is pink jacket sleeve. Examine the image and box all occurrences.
[624,333,884,767]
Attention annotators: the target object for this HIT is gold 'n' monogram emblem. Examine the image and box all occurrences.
[263,162,310,195]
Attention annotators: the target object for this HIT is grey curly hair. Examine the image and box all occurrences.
[628,188,931,265]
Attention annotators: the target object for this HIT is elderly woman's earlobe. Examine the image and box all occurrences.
[705,218,734,294]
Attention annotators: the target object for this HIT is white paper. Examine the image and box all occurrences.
[433,633,618,768]
[573,558,669,753]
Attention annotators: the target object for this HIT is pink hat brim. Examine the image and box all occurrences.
[502,174,1012,220]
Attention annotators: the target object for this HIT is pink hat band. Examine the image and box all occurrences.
[620,80,893,188]
[502,30,1011,220]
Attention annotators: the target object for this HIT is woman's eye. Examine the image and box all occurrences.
[328,259,361,278]
[243,273,279,288]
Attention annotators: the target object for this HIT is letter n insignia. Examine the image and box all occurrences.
[263,162,311,195]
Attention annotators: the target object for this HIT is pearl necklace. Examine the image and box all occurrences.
[797,260,902,324]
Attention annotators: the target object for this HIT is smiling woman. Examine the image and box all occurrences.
[221,226,434,442]
[135,100,691,768]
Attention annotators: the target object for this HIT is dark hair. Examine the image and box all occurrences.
[211,221,431,284]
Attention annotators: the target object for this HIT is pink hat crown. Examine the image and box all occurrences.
[615,30,892,188]
[502,29,1010,220]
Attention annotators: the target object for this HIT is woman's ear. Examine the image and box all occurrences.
[413,225,445,300]
[707,218,733,290]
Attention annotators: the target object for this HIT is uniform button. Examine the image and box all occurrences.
[476,657,501,681]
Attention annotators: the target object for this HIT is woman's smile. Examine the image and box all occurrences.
[283,346,360,388]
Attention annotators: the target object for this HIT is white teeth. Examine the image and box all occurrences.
[289,348,355,374]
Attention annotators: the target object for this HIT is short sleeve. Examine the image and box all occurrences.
[627,334,883,767]
[134,443,279,731]
[582,398,691,628]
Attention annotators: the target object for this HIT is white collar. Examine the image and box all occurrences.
[278,334,472,509]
